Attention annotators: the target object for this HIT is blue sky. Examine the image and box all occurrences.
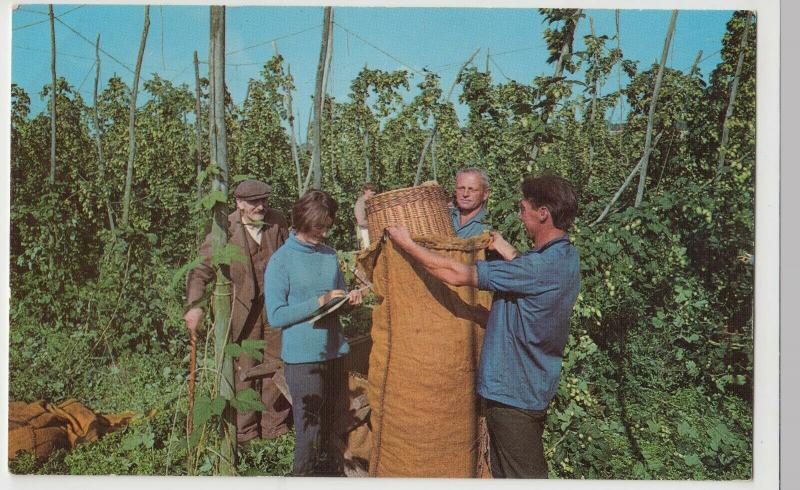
[11,5,734,133]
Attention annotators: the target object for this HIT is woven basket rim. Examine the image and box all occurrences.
[366,183,445,201]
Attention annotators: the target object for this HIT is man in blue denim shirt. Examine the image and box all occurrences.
[387,175,580,478]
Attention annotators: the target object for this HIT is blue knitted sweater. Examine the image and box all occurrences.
[264,232,350,364]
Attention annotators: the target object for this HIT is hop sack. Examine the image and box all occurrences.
[358,234,492,477]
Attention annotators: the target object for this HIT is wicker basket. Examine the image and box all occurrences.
[365,184,455,242]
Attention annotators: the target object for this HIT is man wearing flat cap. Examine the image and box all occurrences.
[184,179,291,443]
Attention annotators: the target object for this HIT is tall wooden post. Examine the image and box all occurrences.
[616,10,623,126]
[209,5,236,474]
[635,10,677,208]
[310,7,333,190]
[121,6,150,227]
[529,9,583,164]
[273,42,304,196]
[194,50,203,201]
[93,34,115,234]
[49,5,56,184]
[716,12,752,181]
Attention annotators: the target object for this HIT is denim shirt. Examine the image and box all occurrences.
[475,236,581,411]
[450,206,491,239]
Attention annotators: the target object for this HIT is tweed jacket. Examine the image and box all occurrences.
[186,209,289,341]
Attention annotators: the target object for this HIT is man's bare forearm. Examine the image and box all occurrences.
[397,239,478,287]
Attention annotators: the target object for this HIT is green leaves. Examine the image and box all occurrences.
[200,190,227,211]
[677,420,697,438]
[189,394,229,445]
[211,243,247,267]
[224,339,265,362]
[121,429,155,451]
[683,454,702,466]
[230,388,267,412]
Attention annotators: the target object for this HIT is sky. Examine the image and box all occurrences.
[10,4,735,134]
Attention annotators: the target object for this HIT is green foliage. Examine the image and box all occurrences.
[236,433,295,476]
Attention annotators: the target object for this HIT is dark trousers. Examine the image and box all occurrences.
[485,398,548,478]
[284,358,344,476]
[234,321,291,442]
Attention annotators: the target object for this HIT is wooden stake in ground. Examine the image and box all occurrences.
[208,5,236,474]
[187,330,197,436]
[49,4,56,184]
[634,10,677,208]
[715,12,752,182]
[121,6,150,228]
[309,6,333,191]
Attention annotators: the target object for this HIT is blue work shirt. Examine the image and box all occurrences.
[450,206,491,238]
[475,235,580,411]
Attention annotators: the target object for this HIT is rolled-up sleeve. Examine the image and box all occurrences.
[476,255,549,296]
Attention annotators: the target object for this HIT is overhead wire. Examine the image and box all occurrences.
[226,24,322,57]
[697,48,722,66]
[77,59,97,93]
[332,21,424,76]
[15,6,49,16]
[54,17,136,75]
[13,5,85,31]
[13,44,94,61]
[489,56,513,81]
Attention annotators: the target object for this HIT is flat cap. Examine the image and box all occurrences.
[234,179,272,200]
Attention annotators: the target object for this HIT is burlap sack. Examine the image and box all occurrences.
[357,234,493,478]
[333,372,372,477]
[8,399,135,461]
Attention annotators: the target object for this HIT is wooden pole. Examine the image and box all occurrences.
[414,48,479,186]
[715,12,752,181]
[209,5,236,474]
[310,7,333,190]
[530,9,582,164]
[194,50,203,201]
[634,10,677,208]
[592,132,663,227]
[93,34,115,234]
[363,129,371,183]
[49,5,56,184]
[431,134,438,182]
[187,330,197,436]
[121,6,150,228]
[588,16,598,124]
[553,9,582,80]
[273,42,304,195]
[691,49,703,75]
[616,10,623,126]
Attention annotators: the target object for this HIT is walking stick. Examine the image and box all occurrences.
[187,329,197,435]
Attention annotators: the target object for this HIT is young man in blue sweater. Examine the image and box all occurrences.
[387,175,581,478]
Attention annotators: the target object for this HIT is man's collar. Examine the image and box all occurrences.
[532,234,570,253]
[453,205,488,225]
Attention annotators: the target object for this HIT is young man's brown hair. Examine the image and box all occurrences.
[521,175,578,231]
